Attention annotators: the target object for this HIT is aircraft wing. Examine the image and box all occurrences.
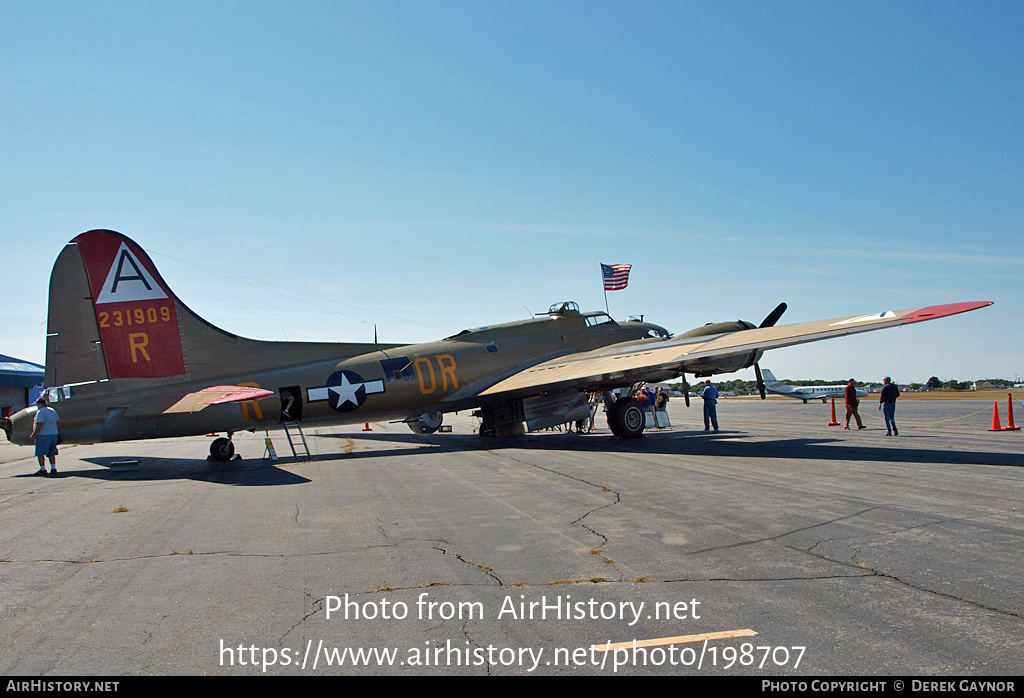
[479,301,991,398]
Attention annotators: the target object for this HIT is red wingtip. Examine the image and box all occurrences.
[903,301,993,324]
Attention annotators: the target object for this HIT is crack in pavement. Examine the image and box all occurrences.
[683,507,879,555]
[794,543,1023,620]
[486,449,619,545]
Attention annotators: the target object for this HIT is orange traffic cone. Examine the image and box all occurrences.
[362,423,372,431]
[1004,393,1020,431]
[990,401,1003,431]
[828,396,840,426]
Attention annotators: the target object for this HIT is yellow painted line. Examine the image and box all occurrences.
[592,628,758,652]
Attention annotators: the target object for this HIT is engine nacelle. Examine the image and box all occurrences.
[677,320,762,376]
[678,319,756,338]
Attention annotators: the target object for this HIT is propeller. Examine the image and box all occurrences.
[682,373,690,407]
[754,303,787,400]
[759,302,788,329]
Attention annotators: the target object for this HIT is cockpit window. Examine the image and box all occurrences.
[585,314,616,328]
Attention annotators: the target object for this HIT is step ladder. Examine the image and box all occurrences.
[282,420,312,462]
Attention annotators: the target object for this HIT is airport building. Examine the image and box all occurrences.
[0,355,44,418]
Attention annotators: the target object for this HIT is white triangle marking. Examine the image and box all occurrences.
[95,243,168,304]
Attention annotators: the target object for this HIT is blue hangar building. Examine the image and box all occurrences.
[0,355,45,419]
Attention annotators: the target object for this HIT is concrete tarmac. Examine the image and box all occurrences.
[1,397,1021,676]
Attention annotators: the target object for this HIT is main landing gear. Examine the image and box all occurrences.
[209,436,236,461]
[608,398,645,440]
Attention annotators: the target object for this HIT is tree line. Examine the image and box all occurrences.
[665,376,1015,395]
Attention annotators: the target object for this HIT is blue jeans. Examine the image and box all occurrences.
[703,400,718,431]
[882,402,897,434]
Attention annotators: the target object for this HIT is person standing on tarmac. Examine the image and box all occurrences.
[29,397,60,476]
[879,376,900,436]
[701,379,719,432]
[844,378,865,430]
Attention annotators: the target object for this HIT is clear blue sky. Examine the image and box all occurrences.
[2,1,1020,383]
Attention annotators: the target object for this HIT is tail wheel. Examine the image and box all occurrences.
[210,437,235,461]
[609,398,645,439]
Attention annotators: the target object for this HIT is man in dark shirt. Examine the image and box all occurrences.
[878,377,900,436]
[844,378,865,430]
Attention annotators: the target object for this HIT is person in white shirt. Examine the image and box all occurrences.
[29,397,60,476]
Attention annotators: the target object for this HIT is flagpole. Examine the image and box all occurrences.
[601,264,609,315]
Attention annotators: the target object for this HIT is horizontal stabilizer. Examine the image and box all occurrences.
[163,386,275,414]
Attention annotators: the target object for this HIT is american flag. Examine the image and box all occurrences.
[601,263,631,291]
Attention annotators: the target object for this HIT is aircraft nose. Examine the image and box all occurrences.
[3,407,34,445]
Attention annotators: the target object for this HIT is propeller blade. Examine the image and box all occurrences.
[754,363,767,400]
[682,374,690,407]
[759,302,788,328]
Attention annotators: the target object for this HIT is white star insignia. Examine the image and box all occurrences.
[329,373,362,407]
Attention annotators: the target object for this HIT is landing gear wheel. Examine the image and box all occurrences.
[609,398,645,439]
[210,437,235,461]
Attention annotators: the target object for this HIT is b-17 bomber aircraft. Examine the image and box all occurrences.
[2,230,991,460]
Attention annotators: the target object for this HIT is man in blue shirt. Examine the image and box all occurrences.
[701,380,719,432]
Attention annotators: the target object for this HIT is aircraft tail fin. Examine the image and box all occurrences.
[46,230,182,387]
[760,368,780,385]
[45,230,383,389]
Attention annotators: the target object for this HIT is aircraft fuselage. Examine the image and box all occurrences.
[6,310,668,446]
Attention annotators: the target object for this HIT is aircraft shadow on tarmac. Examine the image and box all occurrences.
[44,429,1015,483]
[75,456,312,486]
[317,429,1021,468]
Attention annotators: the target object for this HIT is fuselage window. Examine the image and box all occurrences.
[379,357,416,383]
[44,386,74,402]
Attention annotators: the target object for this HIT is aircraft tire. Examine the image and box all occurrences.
[210,437,235,461]
[609,398,645,439]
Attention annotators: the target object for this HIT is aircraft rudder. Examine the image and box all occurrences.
[54,230,188,383]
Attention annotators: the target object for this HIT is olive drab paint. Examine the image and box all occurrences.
[0,228,992,460]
